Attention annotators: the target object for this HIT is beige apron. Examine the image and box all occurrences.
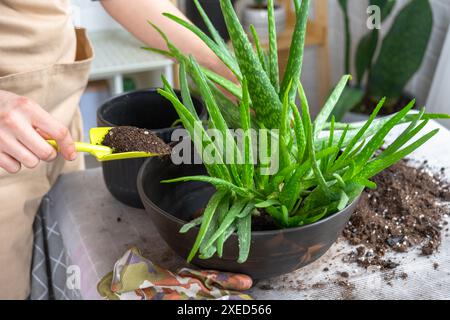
[0,0,93,299]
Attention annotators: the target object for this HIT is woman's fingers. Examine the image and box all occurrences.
[0,91,76,174]
[11,116,57,162]
[0,152,21,174]
[0,134,39,169]
[30,104,76,161]
[35,128,52,140]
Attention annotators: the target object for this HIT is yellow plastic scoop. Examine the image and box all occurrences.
[47,127,165,162]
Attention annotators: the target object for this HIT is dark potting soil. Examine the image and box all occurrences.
[342,159,450,269]
[252,211,278,231]
[102,126,171,155]
[356,95,413,116]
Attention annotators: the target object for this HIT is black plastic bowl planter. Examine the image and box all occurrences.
[137,156,360,279]
[97,88,206,208]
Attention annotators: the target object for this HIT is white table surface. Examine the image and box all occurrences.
[50,120,450,300]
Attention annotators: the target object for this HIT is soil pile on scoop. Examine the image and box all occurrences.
[102,126,171,155]
[343,159,450,269]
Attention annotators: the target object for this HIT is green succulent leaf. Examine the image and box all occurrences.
[186,190,227,262]
[220,0,282,129]
[267,0,280,92]
[280,0,310,103]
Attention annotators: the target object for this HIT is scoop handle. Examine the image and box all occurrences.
[46,140,111,154]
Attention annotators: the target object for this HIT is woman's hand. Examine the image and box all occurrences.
[0,90,76,173]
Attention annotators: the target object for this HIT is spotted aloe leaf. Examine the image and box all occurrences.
[220,0,282,129]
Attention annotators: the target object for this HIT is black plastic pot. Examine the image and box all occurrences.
[185,0,235,42]
[137,157,360,279]
[97,88,206,208]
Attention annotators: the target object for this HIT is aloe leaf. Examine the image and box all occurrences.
[145,24,242,100]
[314,75,351,139]
[317,107,447,151]
[293,0,301,12]
[279,146,338,211]
[203,198,248,251]
[205,78,258,130]
[379,108,426,158]
[272,145,337,194]
[291,102,306,162]
[180,216,203,233]
[279,165,308,212]
[267,0,279,92]
[161,74,177,96]
[201,67,242,99]
[157,89,231,180]
[281,205,289,226]
[215,196,230,258]
[240,78,254,189]
[179,61,198,119]
[280,0,310,103]
[332,86,365,121]
[337,190,349,211]
[193,0,234,57]
[328,112,450,131]
[189,57,243,187]
[304,208,328,224]
[360,129,439,178]
[289,207,327,227]
[321,116,335,172]
[186,190,227,262]
[161,175,250,197]
[216,225,235,258]
[199,196,233,259]
[338,97,386,163]
[250,25,269,73]
[353,177,377,190]
[199,246,217,260]
[220,0,282,129]
[141,46,173,58]
[352,99,416,173]
[382,119,429,159]
[255,199,280,208]
[280,81,293,169]
[163,12,241,79]
[299,82,330,195]
[237,213,252,263]
[327,124,350,171]
[333,173,346,188]
[237,201,256,219]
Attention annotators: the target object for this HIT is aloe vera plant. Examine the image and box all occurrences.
[146,0,449,263]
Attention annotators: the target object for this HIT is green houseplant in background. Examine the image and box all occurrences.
[333,0,433,121]
[143,0,448,264]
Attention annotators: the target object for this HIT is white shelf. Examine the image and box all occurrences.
[89,29,173,79]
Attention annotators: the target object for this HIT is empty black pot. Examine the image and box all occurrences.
[97,88,206,208]
[137,157,360,279]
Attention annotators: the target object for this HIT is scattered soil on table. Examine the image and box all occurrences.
[339,271,349,278]
[102,126,171,155]
[336,280,355,300]
[343,159,450,270]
